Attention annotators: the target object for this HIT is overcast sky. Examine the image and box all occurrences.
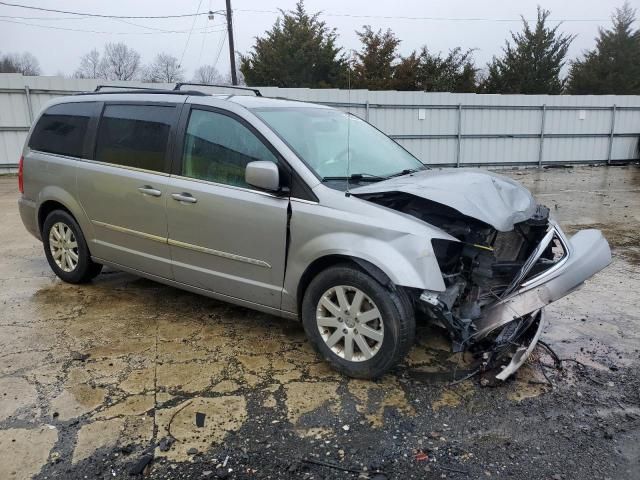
[0,0,636,79]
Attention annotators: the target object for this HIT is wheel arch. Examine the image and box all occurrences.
[295,254,403,320]
[36,186,93,240]
[38,200,73,235]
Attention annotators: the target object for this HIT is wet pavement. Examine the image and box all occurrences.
[0,165,639,480]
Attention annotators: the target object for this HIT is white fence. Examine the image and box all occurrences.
[1,73,639,171]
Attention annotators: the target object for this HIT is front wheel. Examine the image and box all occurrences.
[42,210,102,284]
[301,264,415,379]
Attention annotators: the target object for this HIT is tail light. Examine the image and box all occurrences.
[18,156,24,193]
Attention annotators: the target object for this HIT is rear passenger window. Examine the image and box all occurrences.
[182,109,278,188]
[29,102,95,158]
[95,104,175,173]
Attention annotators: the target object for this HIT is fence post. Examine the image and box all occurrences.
[365,100,370,122]
[538,104,546,168]
[456,103,462,167]
[607,104,616,165]
[24,85,34,124]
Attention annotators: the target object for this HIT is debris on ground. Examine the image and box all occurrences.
[128,454,153,476]
[70,351,90,361]
[414,450,428,461]
[158,437,174,452]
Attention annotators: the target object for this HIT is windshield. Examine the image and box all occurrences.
[253,107,425,182]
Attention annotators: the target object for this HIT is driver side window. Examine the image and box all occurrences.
[182,109,278,188]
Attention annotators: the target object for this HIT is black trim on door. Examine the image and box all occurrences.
[81,102,103,160]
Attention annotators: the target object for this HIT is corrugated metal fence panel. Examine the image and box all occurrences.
[0,92,30,128]
[397,138,457,164]
[544,137,610,163]
[0,130,27,166]
[616,109,640,134]
[1,74,639,168]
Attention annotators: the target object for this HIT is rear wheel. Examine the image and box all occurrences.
[43,210,102,284]
[301,264,415,379]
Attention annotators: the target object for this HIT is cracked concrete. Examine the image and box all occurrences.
[0,166,639,479]
[0,427,58,479]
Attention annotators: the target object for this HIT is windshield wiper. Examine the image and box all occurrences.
[322,173,387,182]
[385,168,422,179]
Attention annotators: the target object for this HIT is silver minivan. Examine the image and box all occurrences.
[18,86,612,379]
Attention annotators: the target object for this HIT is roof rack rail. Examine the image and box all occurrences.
[94,85,175,92]
[81,85,207,96]
[173,82,262,97]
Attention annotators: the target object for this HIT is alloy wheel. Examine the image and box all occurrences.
[316,285,384,362]
[49,221,79,272]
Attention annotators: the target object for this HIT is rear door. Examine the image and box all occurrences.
[77,101,181,278]
[166,105,289,309]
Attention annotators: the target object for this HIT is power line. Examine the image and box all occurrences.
[0,18,225,35]
[0,14,224,33]
[196,0,213,68]
[212,33,226,70]
[235,8,613,23]
[0,1,615,24]
[0,1,210,19]
[0,14,89,21]
[179,0,204,67]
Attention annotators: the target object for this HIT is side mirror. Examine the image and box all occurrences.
[245,161,280,192]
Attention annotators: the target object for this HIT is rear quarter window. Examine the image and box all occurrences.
[29,102,96,158]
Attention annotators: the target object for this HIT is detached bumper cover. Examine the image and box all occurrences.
[494,309,545,380]
[421,226,611,380]
[472,227,612,342]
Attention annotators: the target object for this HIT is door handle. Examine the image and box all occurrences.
[138,186,162,197]
[171,192,197,204]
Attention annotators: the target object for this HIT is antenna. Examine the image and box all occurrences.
[345,53,352,197]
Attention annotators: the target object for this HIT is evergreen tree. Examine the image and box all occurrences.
[394,47,477,92]
[351,26,401,90]
[567,3,640,94]
[239,1,347,88]
[481,7,574,94]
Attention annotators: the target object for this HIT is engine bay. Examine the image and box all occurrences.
[358,190,568,376]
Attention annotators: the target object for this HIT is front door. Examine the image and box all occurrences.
[77,103,179,278]
[166,107,289,309]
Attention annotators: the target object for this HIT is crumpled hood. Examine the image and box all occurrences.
[351,168,537,231]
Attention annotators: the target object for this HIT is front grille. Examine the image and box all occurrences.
[493,230,525,262]
[521,228,569,287]
[502,226,568,297]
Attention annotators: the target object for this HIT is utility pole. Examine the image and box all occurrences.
[225,0,238,85]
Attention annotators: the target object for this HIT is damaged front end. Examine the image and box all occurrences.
[357,183,611,380]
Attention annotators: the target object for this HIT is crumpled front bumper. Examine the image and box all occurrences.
[421,223,612,380]
[494,309,545,380]
[476,225,611,379]
[473,225,612,341]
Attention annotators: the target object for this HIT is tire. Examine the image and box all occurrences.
[42,210,102,284]
[301,264,415,379]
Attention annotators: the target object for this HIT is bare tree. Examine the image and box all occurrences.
[99,43,141,81]
[74,49,102,79]
[142,53,184,83]
[193,65,224,84]
[16,52,41,75]
[0,52,41,75]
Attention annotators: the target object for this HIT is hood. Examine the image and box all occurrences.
[351,168,537,231]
